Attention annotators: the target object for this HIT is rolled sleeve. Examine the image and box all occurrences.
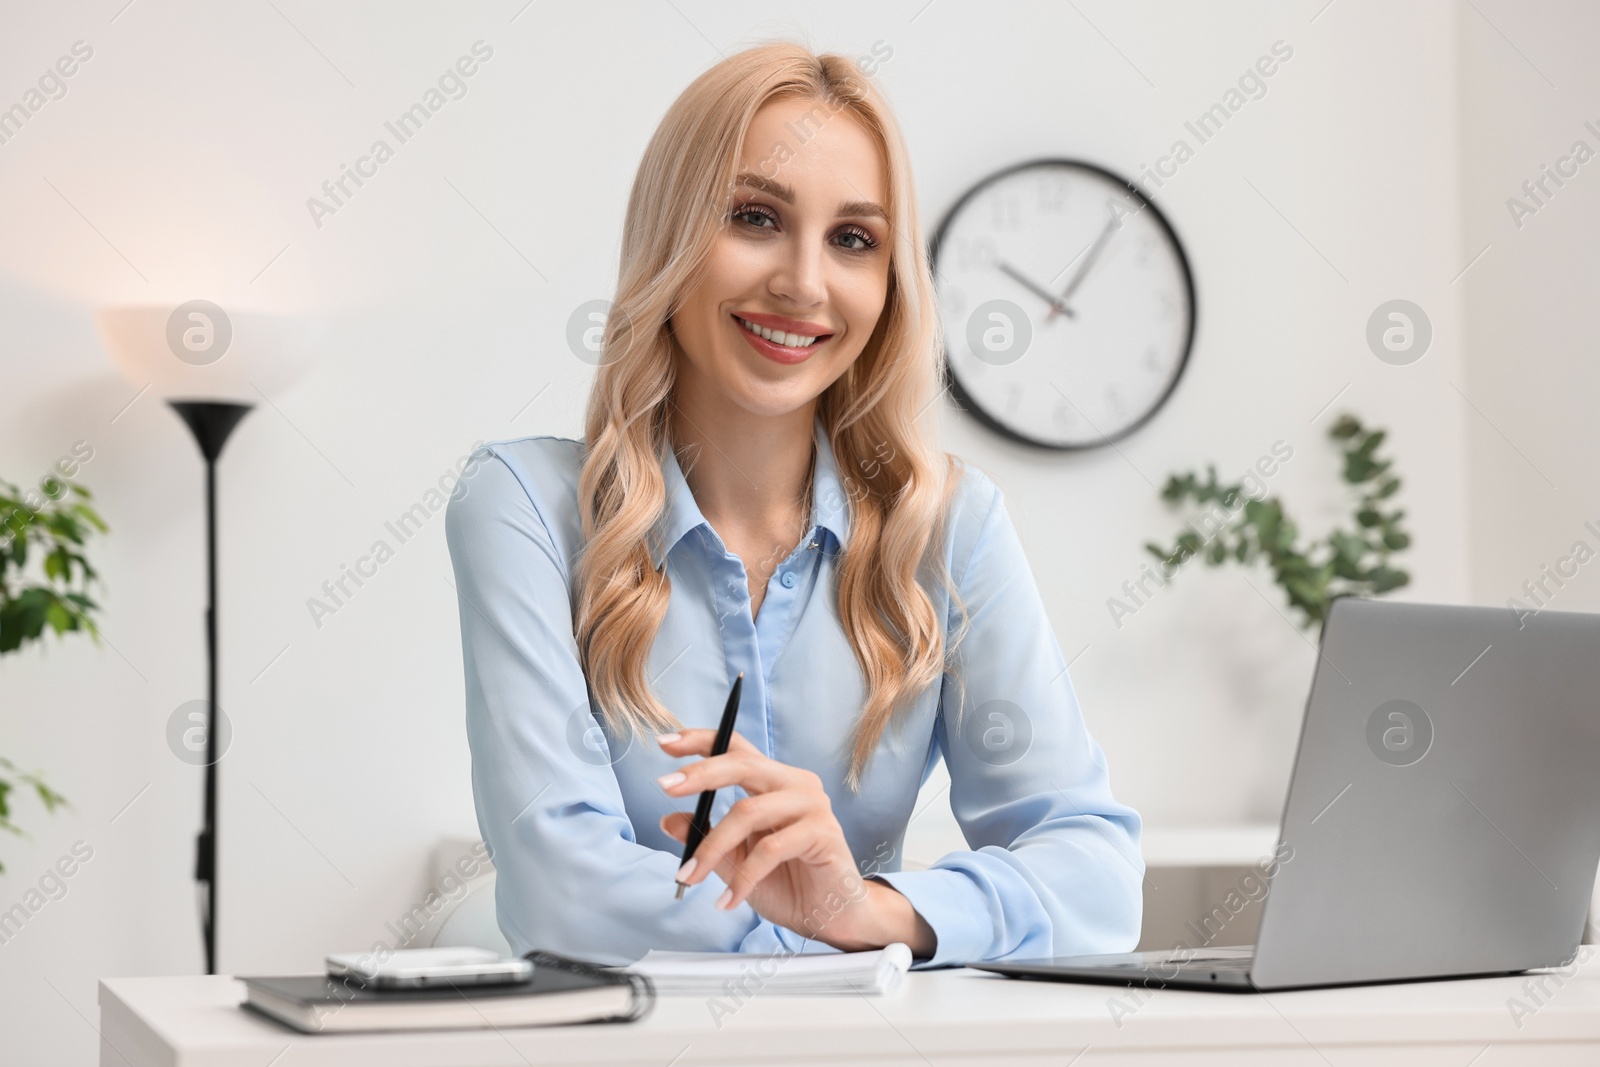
[867,868,997,969]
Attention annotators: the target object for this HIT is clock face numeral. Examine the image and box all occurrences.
[1037,180,1069,213]
[990,192,1023,230]
[954,236,998,272]
[1005,381,1025,417]
[931,160,1195,450]
[943,284,967,318]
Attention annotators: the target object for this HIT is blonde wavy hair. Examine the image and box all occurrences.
[575,41,970,792]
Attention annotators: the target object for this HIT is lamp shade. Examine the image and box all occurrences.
[95,304,324,404]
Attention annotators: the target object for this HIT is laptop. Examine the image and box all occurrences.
[972,597,1600,992]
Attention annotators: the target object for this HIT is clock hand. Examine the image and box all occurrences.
[996,261,1076,319]
[1044,209,1122,322]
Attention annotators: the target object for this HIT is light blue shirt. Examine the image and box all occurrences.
[444,416,1143,968]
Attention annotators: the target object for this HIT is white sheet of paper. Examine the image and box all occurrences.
[618,942,912,995]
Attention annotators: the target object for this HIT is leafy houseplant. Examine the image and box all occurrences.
[1145,414,1411,628]
[0,472,108,871]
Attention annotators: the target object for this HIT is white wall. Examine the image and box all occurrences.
[1458,5,1600,612]
[0,1,1525,1061]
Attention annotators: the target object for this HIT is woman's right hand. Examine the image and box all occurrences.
[655,728,922,951]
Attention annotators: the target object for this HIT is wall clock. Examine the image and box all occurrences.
[929,158,1196,450]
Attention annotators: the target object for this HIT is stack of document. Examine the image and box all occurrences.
[619,942,912,996]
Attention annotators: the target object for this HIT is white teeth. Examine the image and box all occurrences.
[737,316,822,348]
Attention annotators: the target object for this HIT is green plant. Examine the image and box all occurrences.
[1,473,108,871]
[1145,414,1410,628]
[0,758,67,868]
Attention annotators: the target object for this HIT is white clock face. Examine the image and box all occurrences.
[932,160,1195,449]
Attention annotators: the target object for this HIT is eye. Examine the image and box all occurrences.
[835,225,880,253]
[731,203,779,230]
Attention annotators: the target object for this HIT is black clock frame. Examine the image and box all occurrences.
[927,157,1198,451]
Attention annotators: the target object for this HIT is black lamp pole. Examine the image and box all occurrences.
[169,400,252,976]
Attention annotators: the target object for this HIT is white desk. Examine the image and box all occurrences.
[100,959,1600,1066]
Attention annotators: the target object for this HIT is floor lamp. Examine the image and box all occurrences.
[170,399,250,975]
[97,304,317,975]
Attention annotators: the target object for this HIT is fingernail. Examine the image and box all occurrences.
[715,887,733,910]
[657,771,685,789]
[656,732,681,745]
[676,858,697,882]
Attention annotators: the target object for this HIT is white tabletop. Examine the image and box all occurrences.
[100,959,1600,1066]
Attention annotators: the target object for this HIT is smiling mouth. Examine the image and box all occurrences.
[733,315,833,349]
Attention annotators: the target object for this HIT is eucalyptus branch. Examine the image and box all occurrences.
[1145,414,1411,628]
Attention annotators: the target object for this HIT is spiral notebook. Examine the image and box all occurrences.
[240,951,654,1033]
[616,942,912,995]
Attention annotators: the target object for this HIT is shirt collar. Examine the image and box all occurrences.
[649,415,851,570]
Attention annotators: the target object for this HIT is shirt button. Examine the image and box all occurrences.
[780,571,797,588]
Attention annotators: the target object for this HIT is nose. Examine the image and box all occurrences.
[767,228,827,308]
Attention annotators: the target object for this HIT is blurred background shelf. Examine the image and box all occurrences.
[1142,824,1280,869]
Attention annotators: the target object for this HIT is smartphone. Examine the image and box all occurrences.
[326,946,534,989]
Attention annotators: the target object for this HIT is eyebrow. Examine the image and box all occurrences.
[732,171,888,222]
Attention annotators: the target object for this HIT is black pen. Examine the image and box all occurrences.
[674,671,743,900]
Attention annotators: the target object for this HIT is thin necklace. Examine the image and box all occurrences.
[798,442,818,545]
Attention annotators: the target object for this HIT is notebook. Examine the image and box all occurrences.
[239,950,653,1033]
[617,942,912,995]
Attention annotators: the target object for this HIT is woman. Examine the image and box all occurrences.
[445,41,1143,968]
